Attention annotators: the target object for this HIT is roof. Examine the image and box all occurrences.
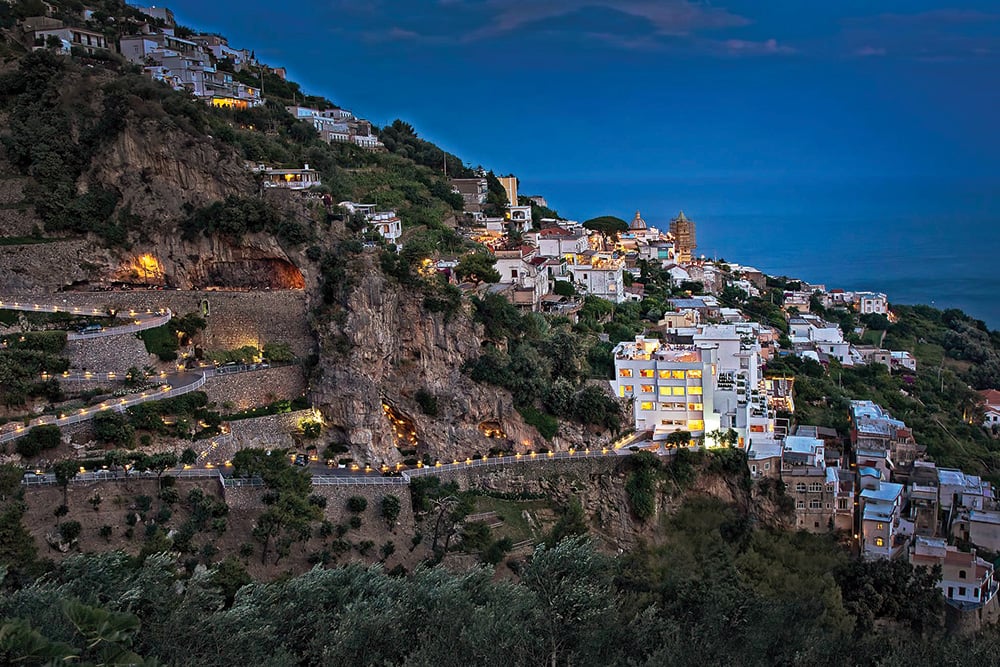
[859,467,881,479]
[630,210,647,230]
[980,389,1000,408]
[970,510,1000,526]
[863,506,894,522]
[672,210,690,223]
[747,441,783,460]
[860,482,904,504]
[783,435,823,455]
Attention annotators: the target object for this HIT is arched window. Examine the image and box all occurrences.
[959,570,967,579]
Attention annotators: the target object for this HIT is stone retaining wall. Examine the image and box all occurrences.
[66,333,153,373]
[203,366,306,411]
[2,290,314,358]
[203,410,310,464]
[433,455,623,493]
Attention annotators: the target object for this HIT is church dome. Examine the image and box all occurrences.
[630,210,647,231]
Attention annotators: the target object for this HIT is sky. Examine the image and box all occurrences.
[163,1,1000,323]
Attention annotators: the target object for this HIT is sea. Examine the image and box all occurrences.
[533,177,1000,329]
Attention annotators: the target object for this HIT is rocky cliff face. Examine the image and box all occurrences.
[310,257,609,467]
[87,121,256,222]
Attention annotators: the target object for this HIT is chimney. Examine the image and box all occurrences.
[304,163,310,170]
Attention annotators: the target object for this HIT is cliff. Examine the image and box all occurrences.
[311,257,562,466]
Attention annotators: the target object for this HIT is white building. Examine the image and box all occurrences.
[857,292,889,315]
[859,473,905,559]
[610,337,718,442]
[524,226,590,257]
[910,536,998,610]
[491,246,550,311]
[368,211,402,248]
[565,251,625,303]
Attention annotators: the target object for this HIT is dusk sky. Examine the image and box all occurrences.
[166,1,1000,227]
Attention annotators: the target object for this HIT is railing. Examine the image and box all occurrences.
[401,449,618,481]
[1,374,207,444]
[21,467,224,485]
[0,298,171,340]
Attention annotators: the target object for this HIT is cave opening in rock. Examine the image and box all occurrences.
[198,259,305,290]
[478,421,506,439]
[382,402,418,452]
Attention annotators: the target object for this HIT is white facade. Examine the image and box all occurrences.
[566,252,625,303]
[860,477,905,559]
[368,212,402,248]
[610,337,719,442]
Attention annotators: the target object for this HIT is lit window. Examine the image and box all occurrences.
[672,387,685,396]
[658,370,670,379]
[687,403,703,411]
[687,369,702,379]
[618,386,625,398]
[687,420,704,431]
[672,370,685,379]
[876,522,884,531]
[623,385,633,392]
[640,385,654,393]
[688,386,703,395]
[659,386,670,395]
[618,369,633,378]
[640,402,654,411]
[875,537,884,547]
[640,369,655,378]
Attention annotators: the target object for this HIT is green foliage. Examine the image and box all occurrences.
[381,494,401,527]
[346,496,368,513]
[262,341,294,363]
[93,410,135,447]
[455,251,500,284]
[582,215,628,242]
[517,406,558,440]
[625,451,659,520]
[16,425,60,458]
[414,388,439,417]
[181,195,309,245]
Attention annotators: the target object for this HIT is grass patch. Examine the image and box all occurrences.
[224,396,310,421]
[517,406,558,440]
[861,329,884,346]
[471,496,553,543]
[138,324,179,361]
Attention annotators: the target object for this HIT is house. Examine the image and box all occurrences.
[890,351,917,372]
[507,205,533,234]
[979,389,1000,431]
[909,461,941,537]
[450,178,488,215]
[491,246,550,311]
[367,211,402,249]
[968,510,1000,553]
[657,310,700,329]
[609,336,720,442]
[258,165,321,190]
[856,292,889,315]
[746,437,782,480]
[31,25,109,54]
[938,468,992,513]
[850,400,921,477]
[782,435,835,533]
[666,297,718,320]
[565,251,626,303]
[910,536,998,614]
[859,473,905,559]
[524,226,590,257]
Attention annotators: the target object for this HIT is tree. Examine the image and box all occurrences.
[262,341,294,363]
[180,448,197,466]
[381,494,401,528]
[455,251,500,284]
[142,452,178,490]
[53,460,78,508]
[583,216,628,249]
[347,496,368,513]
[93,411,134,447]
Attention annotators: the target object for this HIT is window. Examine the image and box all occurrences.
[623,385,633,393]
[658,370,670,379]
[641,385,654,393]
[764,462,770,470]
[796,500,805,509]
[795,483,807,493]
[511,269,518,278]
[948,587,954,598]
[809,499,822,509]
[975,589,980,598]
[687,369,702,379]
[659,386,670,395]
[687,420,704,431]
[838,498,849,510]
[687,403,703,411]
[876,522,884,531]
[619,369,633,378]
[640,402,654,411]
[688,386,703,395]
[959,587,967,597]
[672,370,685,379]
[672,387,685,396]
[959,570,967,579]
[875,537,884,547]
[808,482,823,493]
[640,369,655,378]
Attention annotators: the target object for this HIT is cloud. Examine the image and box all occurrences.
[716,37,795,56]
[462,0,750,42]
[854,45,886,57]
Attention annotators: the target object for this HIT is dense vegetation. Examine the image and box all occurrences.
[0,330,68,408]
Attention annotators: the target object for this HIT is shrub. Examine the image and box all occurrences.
[414,388,439,417]
[347,496,368,513]
[517,406,558,440]
[58,520,82,542]
[349,516,362,529]
[381,494,401,526]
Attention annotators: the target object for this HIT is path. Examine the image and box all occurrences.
[0,298,171,339]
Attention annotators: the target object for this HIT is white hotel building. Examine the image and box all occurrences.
[610,327,774,444]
